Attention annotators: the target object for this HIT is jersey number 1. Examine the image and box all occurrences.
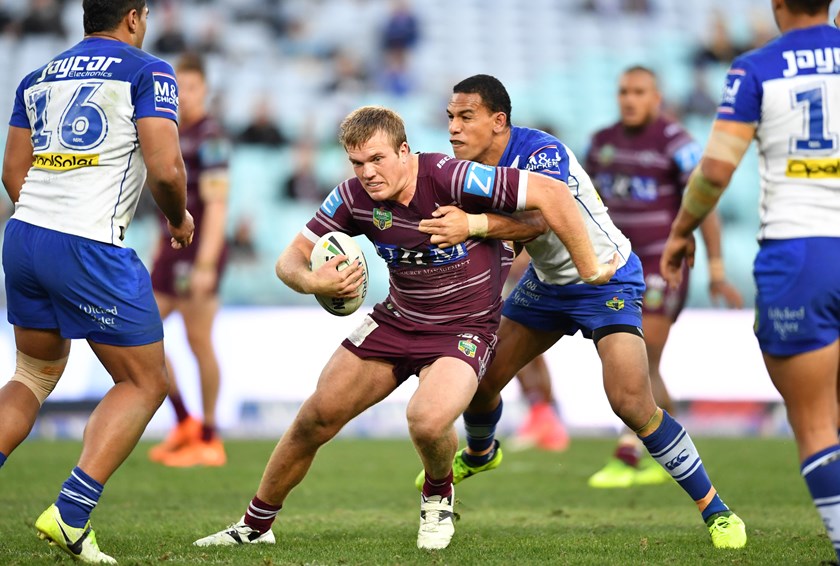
[791,84,837,153]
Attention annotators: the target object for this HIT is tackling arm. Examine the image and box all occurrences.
[524,172,617,285]
[418,206,546,248]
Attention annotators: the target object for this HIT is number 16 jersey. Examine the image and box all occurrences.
[9,36,179,246]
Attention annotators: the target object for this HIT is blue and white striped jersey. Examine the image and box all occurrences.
[499,126,631,285]
[9,37,179,246]
[717,25,840,240]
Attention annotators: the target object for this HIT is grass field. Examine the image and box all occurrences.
[0,436,834,565]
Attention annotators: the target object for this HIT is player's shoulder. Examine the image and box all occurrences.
[730,26,840,79]
[418,152,457,177]
[511,126,562,150]
[655,116,691,140]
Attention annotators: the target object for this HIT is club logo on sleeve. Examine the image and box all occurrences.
[320,187,343,218]
[463,162,496,197]
[153,72,178,115]
[372,208,392,230]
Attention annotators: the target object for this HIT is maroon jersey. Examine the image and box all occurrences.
[305,153,524,333]
[585,116,702,261]
[151,116,230,295]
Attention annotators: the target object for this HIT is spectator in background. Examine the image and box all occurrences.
[375,49,414,97]
[151,6,187,55]
[381,0,419,54]
[227,215,258,264]
[282,140,328,203]
[19,0,66,38]
[236,97,288,147]
[323,50,369,95]
[679,67,718,119]
[692,9,740,67]
[0,0,15,35]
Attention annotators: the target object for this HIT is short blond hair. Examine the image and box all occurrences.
[338,106,407,153]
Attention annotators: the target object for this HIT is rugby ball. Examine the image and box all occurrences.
[309,231,368,316]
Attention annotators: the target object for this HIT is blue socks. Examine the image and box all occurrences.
[463,400,503,466]
[801,444,840,560]
[56,467,103,528]
[0,451,6,469]
[639,410,728,522]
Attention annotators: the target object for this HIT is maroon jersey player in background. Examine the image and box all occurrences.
[584,65,743,488]
[193,105,617,551]
[148,52,230,468]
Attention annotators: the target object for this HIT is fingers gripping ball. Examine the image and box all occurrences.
[310,232,368,316]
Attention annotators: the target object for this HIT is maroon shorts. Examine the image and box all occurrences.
[150,245,227,298]
[341,307,498,385]
[639,255,689,321]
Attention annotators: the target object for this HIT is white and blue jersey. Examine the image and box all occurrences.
[718,25,840,240]
[9,36,179,246]
[718,25,840,355]
[3,37,177,346]
[499,126,643,338]
[499,126,631,285]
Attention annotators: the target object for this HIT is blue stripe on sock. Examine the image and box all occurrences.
[640,410,728,521]
[56,467,104,528]
[464,399,503,453]
[0,451,6,469]
[801,445,840,560]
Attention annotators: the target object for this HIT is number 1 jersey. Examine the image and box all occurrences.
[9,37,179,246]
[718,25,840,240]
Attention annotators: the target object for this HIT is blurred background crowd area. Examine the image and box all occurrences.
[0,0,786,307]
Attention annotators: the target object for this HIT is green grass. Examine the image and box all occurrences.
[0,437,833,565]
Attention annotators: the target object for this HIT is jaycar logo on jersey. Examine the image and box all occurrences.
[36,56,122,82]
[33,153,99,171]
[782,48,840,78]
[463,162,496,197]
[320,187,343,218]
[153,72,178,115]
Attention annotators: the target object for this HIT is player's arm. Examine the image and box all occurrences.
[418,206,546,248]
[276,232,363,298]
[137,116,194,248]
[524,172,617,285]
[1,125,33,204]
[661,119,754,287]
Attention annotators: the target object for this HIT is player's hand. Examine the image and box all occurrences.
[309,254,365,298]
[418,205,469,248]
[660,232,696,289]
[709,279,744,309]
[169,210,195,249]
[580,252,619,286]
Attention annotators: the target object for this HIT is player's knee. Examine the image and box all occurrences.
[10,351,68,406]
[406,412,446,445]
[292,400,345,444]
